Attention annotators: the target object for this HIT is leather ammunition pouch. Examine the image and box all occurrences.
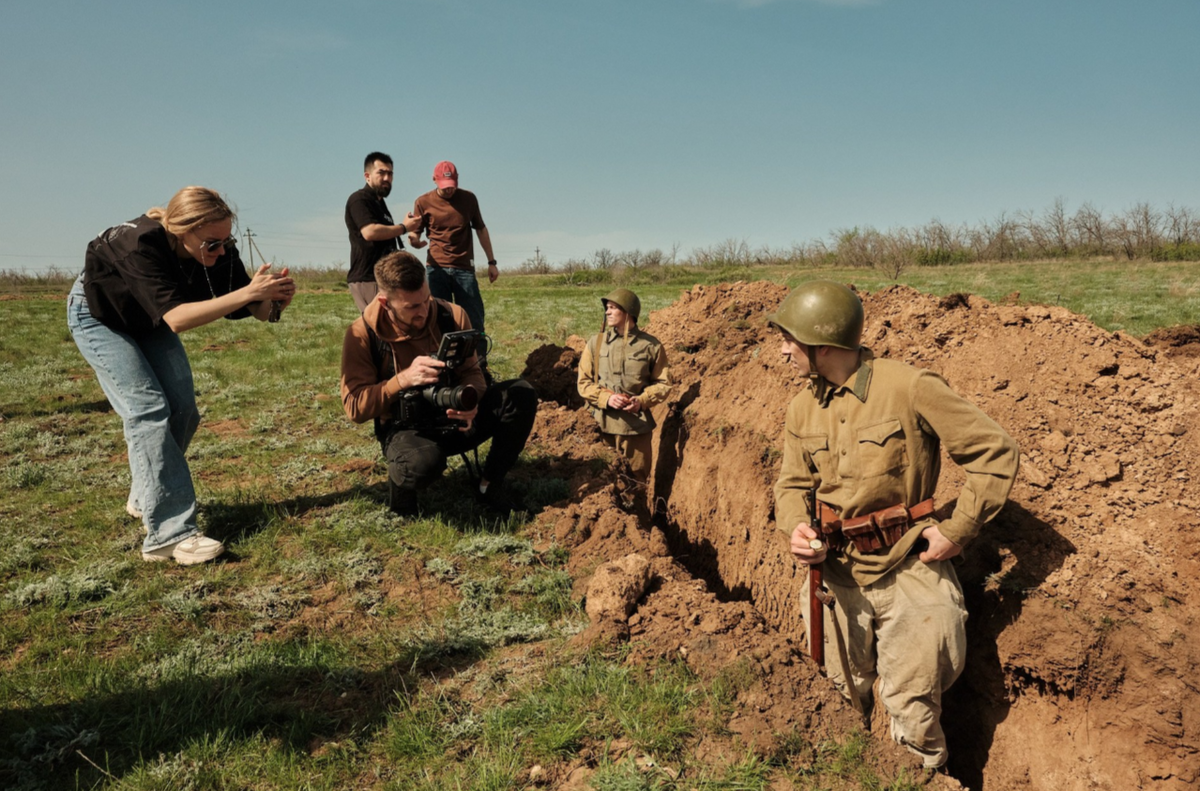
[816,498,935,554]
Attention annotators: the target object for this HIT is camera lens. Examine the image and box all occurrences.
[426,384,479,412]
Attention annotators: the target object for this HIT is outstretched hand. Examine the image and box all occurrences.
[247,264,295,303]
[273,266,294,311]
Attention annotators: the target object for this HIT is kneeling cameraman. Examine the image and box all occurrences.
[340,251,537,516]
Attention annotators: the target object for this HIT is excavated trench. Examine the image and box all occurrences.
[524,283,1200,790]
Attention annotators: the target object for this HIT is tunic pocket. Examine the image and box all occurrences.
[793,432,830,475]
[622,349,653,382]
[856,417,906,477]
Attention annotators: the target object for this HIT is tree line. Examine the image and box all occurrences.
[520,200,1200,279]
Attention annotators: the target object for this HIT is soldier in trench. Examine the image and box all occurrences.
[769,280,1019,772]
[576,288,672,498]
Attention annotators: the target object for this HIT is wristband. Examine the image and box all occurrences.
[487,260,497,267]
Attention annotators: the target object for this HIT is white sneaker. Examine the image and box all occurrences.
[142,535,225,565]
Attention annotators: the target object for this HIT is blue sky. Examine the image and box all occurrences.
[2,0,1198,273]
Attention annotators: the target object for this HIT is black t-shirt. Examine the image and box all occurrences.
[345,186,403,284]
[83,215,253,336]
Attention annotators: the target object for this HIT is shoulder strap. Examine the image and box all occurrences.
[364,321,393,380]
[433,298,459,336]
[592,331,603,381]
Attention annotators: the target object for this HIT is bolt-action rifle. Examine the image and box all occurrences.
[805,489,865,714]
[807,486,826,669]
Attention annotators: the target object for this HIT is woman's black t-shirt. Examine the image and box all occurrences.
[83,215,253,336]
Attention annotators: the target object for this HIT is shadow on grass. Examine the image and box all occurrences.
[1,397,113,419]
[200,464,555,549]
[0,647,488,789]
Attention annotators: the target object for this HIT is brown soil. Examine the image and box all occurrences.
[1145,324,1200,360]
[524,282,1200,790]
[206,418,247,437]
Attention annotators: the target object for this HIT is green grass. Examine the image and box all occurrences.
[1,259,1196,789]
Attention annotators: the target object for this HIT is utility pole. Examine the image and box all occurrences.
[244,228,257,268]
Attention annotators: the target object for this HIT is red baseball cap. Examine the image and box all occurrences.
[433,161,458,188]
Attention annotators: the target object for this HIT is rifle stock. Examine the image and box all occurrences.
[807,486,825,669]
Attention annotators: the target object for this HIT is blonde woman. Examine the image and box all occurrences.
[67,187,294,564]
[576,288,672,486]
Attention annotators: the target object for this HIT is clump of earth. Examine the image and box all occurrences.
[521,282,1200,790]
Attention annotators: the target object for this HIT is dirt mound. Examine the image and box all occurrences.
[525,281,1200,790]
[520,337,585,407]
[1145,324,1200,360]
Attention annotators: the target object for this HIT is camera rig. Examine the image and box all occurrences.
[394,329,485,430]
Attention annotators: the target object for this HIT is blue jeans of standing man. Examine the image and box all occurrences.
[426,265,486,335]
[66,276,201,552]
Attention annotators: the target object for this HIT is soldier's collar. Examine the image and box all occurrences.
[818,348,873,405]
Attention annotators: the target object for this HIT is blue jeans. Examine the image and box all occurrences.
[426,265,486,335]
[67,276,201,551]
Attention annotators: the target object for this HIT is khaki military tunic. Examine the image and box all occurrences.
[774,348,1018,768]
[774,348,1019,587]
[577,326,671,436]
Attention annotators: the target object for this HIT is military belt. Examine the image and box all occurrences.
[816,498,936,554]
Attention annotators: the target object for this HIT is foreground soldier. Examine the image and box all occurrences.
[769,281,1018,771]
[340,251,537,516]
[577,288,671,487]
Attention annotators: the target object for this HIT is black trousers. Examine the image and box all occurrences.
[382,379,537,492]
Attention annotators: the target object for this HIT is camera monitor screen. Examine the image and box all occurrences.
[435,330,480,366]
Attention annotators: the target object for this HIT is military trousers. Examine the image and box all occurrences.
[804,556,967,768]
[602,431,653,483]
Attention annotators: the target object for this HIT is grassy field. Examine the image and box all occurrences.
[1,260,1197,790]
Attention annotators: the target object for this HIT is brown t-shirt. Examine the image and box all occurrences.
[412,189,485,270]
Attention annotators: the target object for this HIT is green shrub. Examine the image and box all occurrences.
[1151,242,1200,261]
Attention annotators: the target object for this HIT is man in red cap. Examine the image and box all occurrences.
[408,161,497,339]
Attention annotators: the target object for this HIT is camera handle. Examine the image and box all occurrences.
[475,333,493,364]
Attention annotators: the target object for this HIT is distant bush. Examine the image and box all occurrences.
[530,200,1200,280]
[1151,242,1200,262]
[519,249,552,274]
[14,200,1197,292]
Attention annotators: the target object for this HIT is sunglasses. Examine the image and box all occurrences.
[199,235,236,253]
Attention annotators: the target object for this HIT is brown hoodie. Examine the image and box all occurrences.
[340,297,486,423]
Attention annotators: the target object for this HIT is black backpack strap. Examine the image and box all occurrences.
[365,322,394,442]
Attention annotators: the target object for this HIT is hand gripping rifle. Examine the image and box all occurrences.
[805,489,865,714]
[807,486,826,669]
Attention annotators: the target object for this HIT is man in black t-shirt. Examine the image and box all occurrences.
[345,151,425,312]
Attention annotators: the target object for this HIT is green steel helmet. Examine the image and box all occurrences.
[766,280,864,350]
[601,288,641,322]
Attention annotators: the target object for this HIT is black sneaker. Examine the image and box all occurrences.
[476,481,522,515]
[389,481,419,517]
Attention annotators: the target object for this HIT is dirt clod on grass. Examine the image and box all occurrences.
[525,281,1200,791]
[1145,323,1200,360]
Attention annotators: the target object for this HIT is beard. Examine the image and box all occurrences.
[370,183,392,198]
